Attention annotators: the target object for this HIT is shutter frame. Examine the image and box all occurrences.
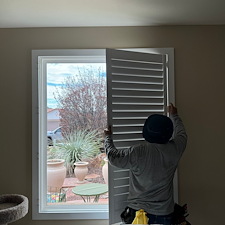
[107,48,175,225]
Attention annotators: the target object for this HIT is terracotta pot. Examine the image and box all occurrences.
[47,159,66,193]
[74,161,89,183]
[102,157,108,184]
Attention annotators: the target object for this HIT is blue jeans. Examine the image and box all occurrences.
[147,213,173,224]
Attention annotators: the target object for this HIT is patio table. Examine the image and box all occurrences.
[72,183,108,202]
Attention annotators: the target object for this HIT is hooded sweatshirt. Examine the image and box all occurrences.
[104,114,187,215]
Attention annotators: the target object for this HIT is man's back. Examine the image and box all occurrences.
[127,135,186,215]
[104,104,187,224]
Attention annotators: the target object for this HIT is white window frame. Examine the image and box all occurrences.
[32,48,175,221]
[32,49,108,220]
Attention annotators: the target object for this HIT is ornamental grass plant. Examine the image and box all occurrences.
[48,129,102,175]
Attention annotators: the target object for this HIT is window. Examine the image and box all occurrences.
[32,48,175,222]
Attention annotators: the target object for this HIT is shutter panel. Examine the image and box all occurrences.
[106,49,168,225]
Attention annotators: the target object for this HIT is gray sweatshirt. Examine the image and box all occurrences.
[104,114,187,215]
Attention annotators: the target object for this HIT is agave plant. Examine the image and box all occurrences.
[50,129,102,175]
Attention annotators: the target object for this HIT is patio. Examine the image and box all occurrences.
[47,172,108,204]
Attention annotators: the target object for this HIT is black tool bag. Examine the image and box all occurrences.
[172,203,191,225]
[120,204,191,225]
[120,206,136,224]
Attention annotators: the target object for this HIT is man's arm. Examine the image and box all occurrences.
[169,104,188,154]
[104,127,132,169]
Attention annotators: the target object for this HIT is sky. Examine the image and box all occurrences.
[47,63,106,109]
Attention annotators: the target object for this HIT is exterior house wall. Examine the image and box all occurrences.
[47,109,60,130]
[0,25,225,225]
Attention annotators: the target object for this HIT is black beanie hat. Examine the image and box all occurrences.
[143,114,173,144]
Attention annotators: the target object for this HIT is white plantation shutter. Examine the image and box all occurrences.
[106,49,171,224]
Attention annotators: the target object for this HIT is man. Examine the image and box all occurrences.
[104,103,187,224]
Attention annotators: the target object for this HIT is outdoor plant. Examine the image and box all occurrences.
[49,129,102,175]
[47,146,58,159]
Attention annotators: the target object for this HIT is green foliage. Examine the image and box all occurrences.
[47,146,62,160]
[48,129,102,175]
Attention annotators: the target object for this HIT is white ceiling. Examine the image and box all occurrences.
[0,0,225,28]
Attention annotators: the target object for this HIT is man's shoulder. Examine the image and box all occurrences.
[132,141,153,151]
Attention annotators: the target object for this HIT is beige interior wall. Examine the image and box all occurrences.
[0,25,225,225]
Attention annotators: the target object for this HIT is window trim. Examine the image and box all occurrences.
[32,49,108,220]
[32,48,176,221]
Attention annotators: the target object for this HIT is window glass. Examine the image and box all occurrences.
[46,62,108,204]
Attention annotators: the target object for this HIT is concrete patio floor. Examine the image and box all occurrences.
[60,174,109,204]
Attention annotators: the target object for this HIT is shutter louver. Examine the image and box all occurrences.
[106,49,168,224]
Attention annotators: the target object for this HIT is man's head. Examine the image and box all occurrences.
[143,114,173,144]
